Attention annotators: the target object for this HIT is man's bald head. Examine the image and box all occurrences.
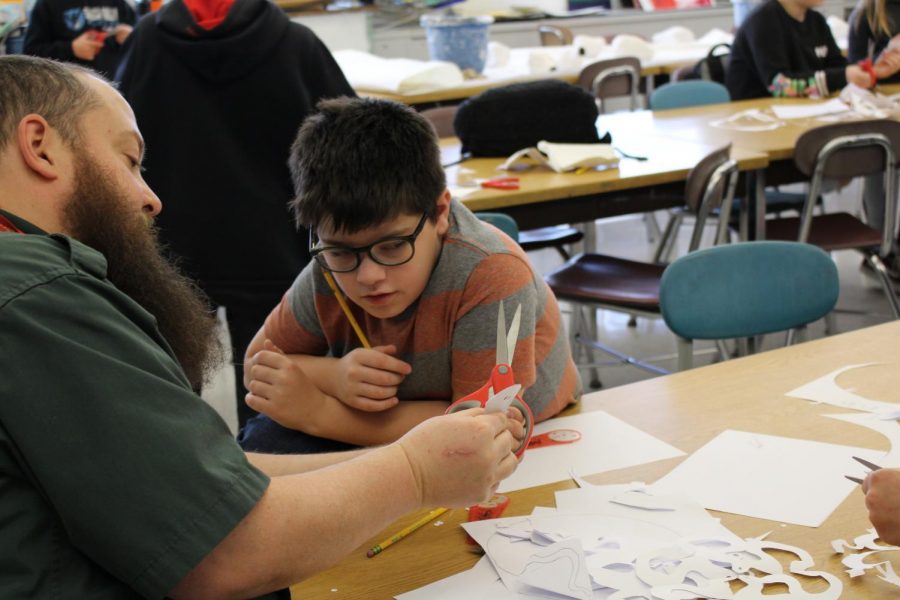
[0,56,102,153]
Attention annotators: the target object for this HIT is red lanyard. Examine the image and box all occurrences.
[0,215,23,234]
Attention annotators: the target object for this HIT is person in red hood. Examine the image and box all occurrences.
[116,0,355,431]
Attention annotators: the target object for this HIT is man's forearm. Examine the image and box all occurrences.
[171,445,421,598]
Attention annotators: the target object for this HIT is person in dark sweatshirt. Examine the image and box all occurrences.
[116,0,355,430]
[726,0,875,100]
[24,0,135,79]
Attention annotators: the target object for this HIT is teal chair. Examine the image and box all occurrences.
[659,241,839,370]
[475,212,519,242]
[649,80,730,111]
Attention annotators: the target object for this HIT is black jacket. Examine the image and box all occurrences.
[727,0,847,99]
[117,0,354,291]
[848,0,900,83]
[24,0,136,79]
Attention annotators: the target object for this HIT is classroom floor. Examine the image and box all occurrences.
[202,179,897,435]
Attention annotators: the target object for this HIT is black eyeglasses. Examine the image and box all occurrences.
[309,213,429,273]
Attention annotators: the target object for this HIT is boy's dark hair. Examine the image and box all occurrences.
[0,56,101,151]
[288,97,446,234]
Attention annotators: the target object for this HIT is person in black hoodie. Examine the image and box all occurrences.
[24,0,135,79]
[726,0,875,100]
[117,0,355,429]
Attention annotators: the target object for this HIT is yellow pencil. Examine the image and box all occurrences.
[366,507,449,558]
[321,270,371,349]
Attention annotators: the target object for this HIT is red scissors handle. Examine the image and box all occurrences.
[481,177,520,190]
[446,364,534,458]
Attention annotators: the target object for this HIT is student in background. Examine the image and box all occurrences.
[726,0,889,100]
[24,0,134,78]
[0,55,522,598]
[116,0,355,428]
[864,468,900,545]
[239,97,581,454]
[849,0,900,285]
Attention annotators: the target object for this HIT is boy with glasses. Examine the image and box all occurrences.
[238,97,581,453]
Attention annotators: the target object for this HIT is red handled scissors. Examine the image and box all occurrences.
[445,303,534,458]
[481,177,520,190]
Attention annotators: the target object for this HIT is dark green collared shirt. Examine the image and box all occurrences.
[0,212,274,598]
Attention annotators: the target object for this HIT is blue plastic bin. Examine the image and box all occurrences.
[420,14,493,74]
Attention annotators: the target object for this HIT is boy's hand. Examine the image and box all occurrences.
[395,408,519,508]
[245,340,323,429]
[874,48,900,79]
[335,345,412,412]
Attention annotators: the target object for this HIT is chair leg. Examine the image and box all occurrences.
[676,337,693,371]
[643,213,661,244]
[868,254,900,319]
[555,245,572,261]
[586,306,602,388]
[653,212,684,264]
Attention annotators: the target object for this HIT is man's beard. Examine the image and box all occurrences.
[62,154,222,390]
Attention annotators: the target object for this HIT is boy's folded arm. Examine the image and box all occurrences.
[297,397,450,446]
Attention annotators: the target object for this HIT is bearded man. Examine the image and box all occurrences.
[0,56,522,599]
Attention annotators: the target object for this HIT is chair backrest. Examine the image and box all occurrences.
[538,25,573,46]
[683,144,739,250]
[577,57,641,113]
[476,212,519,241]
[659,241,839,340]
[649,80,730,111]
[420,105,458,138]
[793,119,900,255]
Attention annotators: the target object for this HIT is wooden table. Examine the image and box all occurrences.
[443,137,768,231]
[600,90,900,237]
[291,320,900,599]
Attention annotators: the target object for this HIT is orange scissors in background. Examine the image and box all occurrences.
[445,303,535,458]
[481,177,520,190]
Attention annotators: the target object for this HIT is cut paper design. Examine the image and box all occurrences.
[403,486,844,599]
[824,413,898,466]
[785,363,899,415]
[484,384,521,413]
[833,528,900,587]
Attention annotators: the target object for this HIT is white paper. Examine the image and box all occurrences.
[786,363,899,415]
[498,410,685,493]
[770,99,849,119]
[394,555,515,599]
[650,430,884,527]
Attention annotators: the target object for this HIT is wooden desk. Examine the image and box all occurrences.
[441,137,768,230]
[291,320,900,599]
[601,92,900,237]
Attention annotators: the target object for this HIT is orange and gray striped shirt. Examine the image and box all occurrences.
[263,200,581,422]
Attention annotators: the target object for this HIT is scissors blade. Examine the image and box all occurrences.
[853,456,883,472]
[496,303,507,366]
[506,304,522,365]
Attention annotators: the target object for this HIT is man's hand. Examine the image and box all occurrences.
[334,345,412,412]
[846,65,875,89]
[245,340,324,429]
[864,468,900,546]
[114,23,133,45]
[71,31,104,61]
[395,408,519,508]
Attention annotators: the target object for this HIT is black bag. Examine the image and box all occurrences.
[454,79,609,157]
[688,43,732,84]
